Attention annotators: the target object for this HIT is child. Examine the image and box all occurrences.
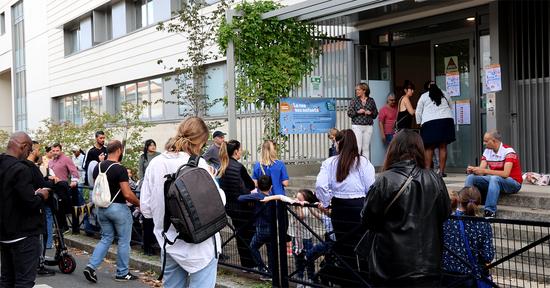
[288,189,317,283]
[442,186,495,287]
[328,128,338,157]
[238,175,302,277]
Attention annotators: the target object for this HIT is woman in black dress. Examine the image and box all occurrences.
[395,80,416,131]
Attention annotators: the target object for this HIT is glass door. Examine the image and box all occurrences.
[433,38,476,169]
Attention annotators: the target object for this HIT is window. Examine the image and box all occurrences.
[0,12,5,35]
[92,9,112,44]
[135,0,154,29]
[115,78,164,121]
[205,63,226,116]
[56,90,103,124]
[12,1,27,131]
[66,26,80,54]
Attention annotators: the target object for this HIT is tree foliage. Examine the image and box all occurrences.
[217,0,322,147]
[33,103,152,173]
[0,130,8,153]
[157,0,229,129]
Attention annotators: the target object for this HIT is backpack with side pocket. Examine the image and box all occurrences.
[158,155,227,280]
[92,162,121,208]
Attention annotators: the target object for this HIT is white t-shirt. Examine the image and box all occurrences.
[416,91,454,125]
[140,152,226,273]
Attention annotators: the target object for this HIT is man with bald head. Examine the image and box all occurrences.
[466,130,523,218]
[0,132,50,287]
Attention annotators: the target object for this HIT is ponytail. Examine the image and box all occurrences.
[218,141,229,177]
[217,139,242,177]
[457,186,482,216]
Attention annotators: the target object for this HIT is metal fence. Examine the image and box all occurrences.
[219,201,550,288]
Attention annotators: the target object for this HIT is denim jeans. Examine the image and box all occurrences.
[465,175,521,213]
[0,235,41,288]
[44,206,53,249]
[162,254,218,288]
[87,203,133,277]
[250,232,273,271]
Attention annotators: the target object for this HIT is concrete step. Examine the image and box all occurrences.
[498,192,550,210]
[497,205,550,222]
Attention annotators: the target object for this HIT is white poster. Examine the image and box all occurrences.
[310,76,323,97]
[455,100,471,125]
[446,72,460,97]
[485,64,502,92]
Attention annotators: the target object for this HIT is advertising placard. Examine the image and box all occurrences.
[280,98,336,135]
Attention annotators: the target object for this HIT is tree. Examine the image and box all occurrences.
[0,129,9,153]
[157,0,229,129]
[33,103,152,173]
[217,0,322,150]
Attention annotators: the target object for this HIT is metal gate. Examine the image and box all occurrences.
[508,0,550,173]
[236,17,355,166]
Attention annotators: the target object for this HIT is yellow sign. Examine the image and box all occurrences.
[444,56,459,74]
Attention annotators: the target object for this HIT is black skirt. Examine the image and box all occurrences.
[420,118,456,146]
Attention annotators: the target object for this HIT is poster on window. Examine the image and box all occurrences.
[454,100,471,125]
[280,98,336,135]
[485,64,502,92]
[446,72,460,97]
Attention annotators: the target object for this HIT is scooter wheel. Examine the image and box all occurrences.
[59,254,77,274]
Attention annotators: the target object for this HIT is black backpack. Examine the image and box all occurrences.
[159,155,227,280]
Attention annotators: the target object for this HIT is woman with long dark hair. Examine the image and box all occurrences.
[360,129,451,287]
[416,83,455,177]
[218,140,256,270]
[395,80,416,131]
[138,139,161,255]
[316,129,375,281]
[138,139,160,179]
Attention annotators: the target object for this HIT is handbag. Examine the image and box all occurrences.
[354,175,414,260]
[458,220,494,288]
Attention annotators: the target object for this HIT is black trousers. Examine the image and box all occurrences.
[230,212,256,268]
[142,218,157,254]
[331,197,365,259]
[0,235,41,288]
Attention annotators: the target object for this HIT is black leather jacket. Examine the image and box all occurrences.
[361,160,451,283]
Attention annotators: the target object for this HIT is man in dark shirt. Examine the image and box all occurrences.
[83,131,107,186]
[202,131,225,170]
[83,140,140,283]
[0,132,50,287]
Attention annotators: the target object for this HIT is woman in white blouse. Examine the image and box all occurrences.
[315,129,375,278]
[416,83,455,177]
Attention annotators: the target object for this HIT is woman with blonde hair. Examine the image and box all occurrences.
[140,117,226,288]
[252,140,289,195]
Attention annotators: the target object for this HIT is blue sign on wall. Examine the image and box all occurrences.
[280,98,336,135]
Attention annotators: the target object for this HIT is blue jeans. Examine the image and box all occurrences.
[250,232,272,271]
[465,175,521,213]
[385,134,394,144]
[87,203,133,277]
[44,206,53,249]
[162,254,218,288]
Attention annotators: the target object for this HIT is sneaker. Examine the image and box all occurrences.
[484,210,496,218]
[37,266,56,276]
[83,266,97,283]
[115,272,139,282]
[440,173,447,178]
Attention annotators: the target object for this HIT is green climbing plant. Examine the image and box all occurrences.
[217,0,322,151]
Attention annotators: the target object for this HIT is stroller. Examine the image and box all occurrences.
[43,182,77,274]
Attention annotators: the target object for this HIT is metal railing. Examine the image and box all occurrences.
[219,201,550,288]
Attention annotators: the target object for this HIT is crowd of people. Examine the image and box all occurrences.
[0,85,524,287]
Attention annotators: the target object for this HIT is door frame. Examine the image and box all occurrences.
[430,33,482,169]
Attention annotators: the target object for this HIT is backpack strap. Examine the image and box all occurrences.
[159,172,177,281]
[187,155,200,167]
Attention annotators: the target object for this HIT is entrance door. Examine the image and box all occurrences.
[432,38,477,169]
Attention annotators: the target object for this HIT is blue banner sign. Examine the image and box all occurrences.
[280,98,336,135]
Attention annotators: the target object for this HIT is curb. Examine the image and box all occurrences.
[64,234,265,288]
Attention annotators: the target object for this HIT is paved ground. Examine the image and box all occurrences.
[0,247,160,288]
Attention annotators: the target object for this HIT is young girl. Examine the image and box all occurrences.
[287,189,318,283]
[328,128,338,157]
[442,186,495,287]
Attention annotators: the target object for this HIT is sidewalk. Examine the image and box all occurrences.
[64,234,266,288]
